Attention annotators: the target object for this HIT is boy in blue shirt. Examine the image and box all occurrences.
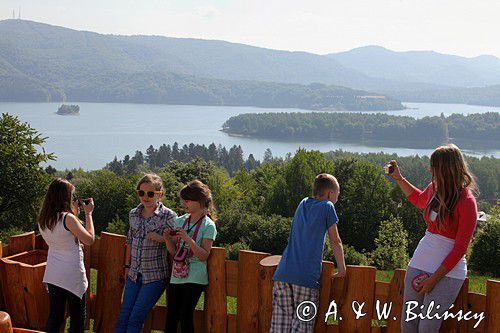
[271,173,346,333]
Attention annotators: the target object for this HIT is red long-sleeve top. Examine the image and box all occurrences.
[407,182,478,272]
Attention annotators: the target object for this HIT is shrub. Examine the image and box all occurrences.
[224,241,250,260]
[469,206,500,276]
[371,216,410,270]
[324,242,370,266]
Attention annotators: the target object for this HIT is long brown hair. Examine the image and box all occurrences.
[180,180,217,221]
[426,144,478,230]
[37,178,78,231]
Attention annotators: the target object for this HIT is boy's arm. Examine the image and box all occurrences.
[327,224,346,277]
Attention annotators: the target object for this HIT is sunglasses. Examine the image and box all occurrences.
[136,190,162,198]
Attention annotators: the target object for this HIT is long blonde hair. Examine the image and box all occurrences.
[426,144,478,230]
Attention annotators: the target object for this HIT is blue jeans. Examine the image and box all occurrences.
[114,275,166,333]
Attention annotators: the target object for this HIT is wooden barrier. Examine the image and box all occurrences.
[315,261,334,333]
[93,232,126,333]
[204,247,227,333]
[485,280,500,333]
[236,250,270,332]
[8,232,35,256]
[0,231,499,333]
[0,312,13,333]
[258,255,280,333]
[338,265,376,333]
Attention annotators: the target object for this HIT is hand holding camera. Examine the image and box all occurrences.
[80,198,94,215]
[385,160,403,181]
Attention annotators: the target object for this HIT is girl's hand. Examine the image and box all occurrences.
[387,160,403,181]
[83,198,94,215]
[176,228,190,242]
[163,229,179,243]
[418,276,438,294]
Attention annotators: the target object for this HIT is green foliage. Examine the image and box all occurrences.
[0,113,54,231]
[72,170,136,234]
[324,242,370,266]
[222,112,499,149]
[224,241,250,261]
[336,161,392,251]
[371,217,410,270]
[0,226,28,244]
[469,206,500,276]
[106,216,128,236]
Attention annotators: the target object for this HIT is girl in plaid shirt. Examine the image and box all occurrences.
[114,173,177,333]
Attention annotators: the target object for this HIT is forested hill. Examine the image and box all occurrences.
[0,20,403,110]
[222,112,500,149]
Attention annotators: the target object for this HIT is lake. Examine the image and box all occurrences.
[1,102,498,170]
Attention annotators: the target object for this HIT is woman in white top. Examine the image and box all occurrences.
[37,178,95,333]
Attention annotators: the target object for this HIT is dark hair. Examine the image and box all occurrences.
[312,173,339,197]
[136,173,164,191]
[37,178,77,231]
[179,180,217,221]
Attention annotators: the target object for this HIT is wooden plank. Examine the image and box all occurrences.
[485,279,500,333]
[204,247,227,333]
[225,260,238,297]
[34,235,47,251]
[315,261,334,333]
[236,250,270,332]
[227,314,236,333]
[0,311,13,333]
[374,281,389,306]
[90,238,100,269]
[8,232,35,255]
[83,244,92,330]
[385,269,405,333]
[1,245,8,259]
[23,261,48,331]
[149,305,167,331]
[93,232,126,333]
[440,277,468,332]
[467,292,486,333]
[338,265,376,333]
[0,260,28,328]
[258,255,280,333]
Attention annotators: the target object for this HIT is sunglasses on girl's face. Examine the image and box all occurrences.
[136,190,162,198]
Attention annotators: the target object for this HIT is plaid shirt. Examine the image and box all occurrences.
[126,203,177,283]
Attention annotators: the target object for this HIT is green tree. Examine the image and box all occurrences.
[469,205,500,276]
[371,216,410,270]
[0,113,54,231]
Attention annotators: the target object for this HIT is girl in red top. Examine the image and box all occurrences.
[389,144,478,333]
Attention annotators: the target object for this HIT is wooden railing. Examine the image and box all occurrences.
[0,231,499,333]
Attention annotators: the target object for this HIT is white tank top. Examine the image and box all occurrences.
[39,212,88,298]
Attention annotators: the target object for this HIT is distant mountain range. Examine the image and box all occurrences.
[1,19,499,107]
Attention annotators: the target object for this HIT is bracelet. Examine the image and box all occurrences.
[123,264,130,268]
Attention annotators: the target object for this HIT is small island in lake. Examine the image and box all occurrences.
[57,104,80,115]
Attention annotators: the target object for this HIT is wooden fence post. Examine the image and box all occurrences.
[485,279,500,333]
[258,255,281,333]
[204,247,227,333]
[338,265,376,333]
[315,261,334,333]
[93,232,126,333]
[386,269,405,333]
[8,232,34,256]
[237,250,270,332]
[0,312,13,333]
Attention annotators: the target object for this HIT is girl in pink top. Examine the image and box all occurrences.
[388,144,478,333]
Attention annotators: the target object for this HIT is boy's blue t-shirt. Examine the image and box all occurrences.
[273,197,339,289]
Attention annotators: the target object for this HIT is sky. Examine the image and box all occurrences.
[1,0,499,58]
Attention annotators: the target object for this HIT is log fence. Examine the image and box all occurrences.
[0,232,498,333]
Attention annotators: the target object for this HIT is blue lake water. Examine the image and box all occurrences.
[1,102,498,170]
